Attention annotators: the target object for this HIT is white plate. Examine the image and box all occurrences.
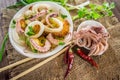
[9,1,73,58]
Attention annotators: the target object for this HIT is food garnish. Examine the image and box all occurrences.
[11,19,16,28]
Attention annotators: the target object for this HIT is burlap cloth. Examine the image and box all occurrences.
[0,0,120,80]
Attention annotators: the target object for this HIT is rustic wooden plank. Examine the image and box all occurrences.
[0,0,17,80]
[0,0,16,11]
[0,51,9,80]
[0,15,9,80]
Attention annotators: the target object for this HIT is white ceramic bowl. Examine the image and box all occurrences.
[77,20,109,55]
[9,1,73,58]
[77,20,108,33]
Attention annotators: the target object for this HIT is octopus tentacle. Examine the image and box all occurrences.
[92,43,100,56]
[88,45,96,56]
[83,36,88,47]
[93,45,100,56]
[73,31,81,40]
[76,37,86,47]
[98,39,108,55]
[47,33,72,45]
[86,37,91,48]
[30,9,47,21]
[16,20,24,34]
[46,33,59,45]
[30,39,51,52]
[95,42,105,55]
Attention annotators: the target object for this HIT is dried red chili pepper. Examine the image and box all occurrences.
[77,48,98,68]
[64,46,70,64]
[64,48,74,79]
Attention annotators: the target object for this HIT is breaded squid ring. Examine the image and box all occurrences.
[24,10,34,18]
[44,18,63,32]
[24,21,45,38]
[32,3,51,13]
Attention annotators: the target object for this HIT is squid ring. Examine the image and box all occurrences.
[24,21,45,38]
[44,18,63,32]
[32,4,51,13]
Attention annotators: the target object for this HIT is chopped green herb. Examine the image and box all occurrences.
[32,49,38,53]
[49,9,53,13]
[11,19,16,28]
[78,7,87,18]
[26,26,35,36]
[26,31,35,36]
[28,26,34,31]
[30,43,38,53]
[55,36,64,40]
[59,42,65,45]
[25,38,30,46]
[61,14,67,19]
[13,19,16,24]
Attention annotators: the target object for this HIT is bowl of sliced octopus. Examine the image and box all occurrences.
[76,20,109,56]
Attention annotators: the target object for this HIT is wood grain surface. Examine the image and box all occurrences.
[0,0,17,80]
[0,0,120,80]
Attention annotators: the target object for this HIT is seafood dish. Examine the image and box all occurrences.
[9,2,73,58]
[73,20,110,56]
[9,2,109,58]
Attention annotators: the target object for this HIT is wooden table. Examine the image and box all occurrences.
[0,0,17,80]
[0,0,120,80]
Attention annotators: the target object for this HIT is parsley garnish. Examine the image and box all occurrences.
[61,14,67,19]
[59,42,65,45]
[11,19,16,28]
[73,2,115,20]
[26,26,35,36]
